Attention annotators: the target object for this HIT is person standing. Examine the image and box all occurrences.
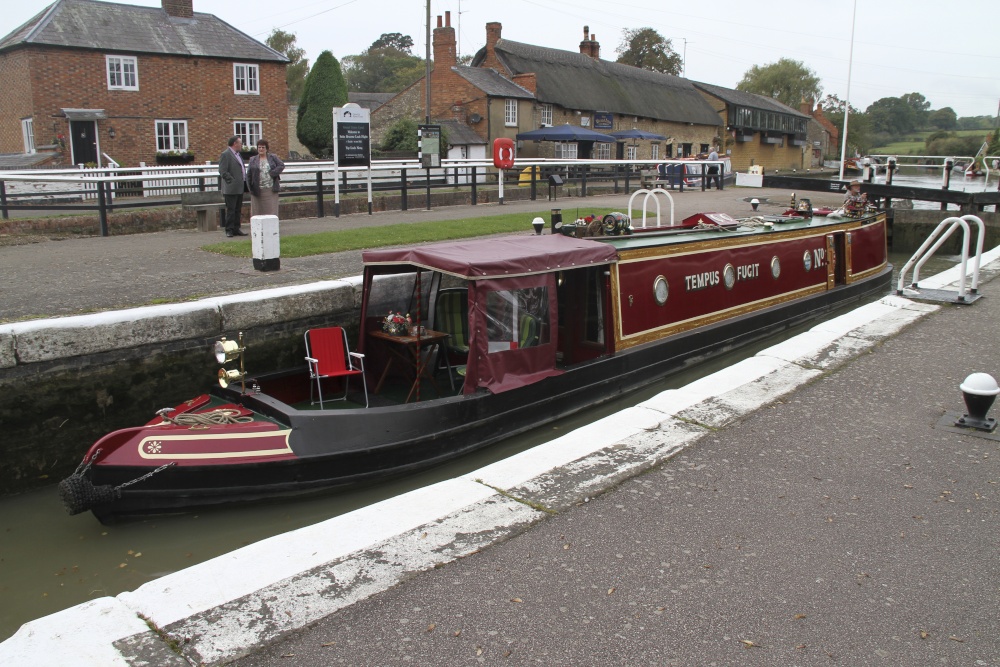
[247,139,285,218]
[707,146,721,189]
[218,136,247,237]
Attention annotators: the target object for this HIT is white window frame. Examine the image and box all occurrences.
[234,63,260,95]
[651,143,659,160]
[233,121,263,148]
[106,55,138,90]
[626,146,637,161]
[504,99,517,127]
[594,142,611,160]
[155,120,188,152]
[540,104,552,127]
[21,117,35,154]
[554,142,577,159]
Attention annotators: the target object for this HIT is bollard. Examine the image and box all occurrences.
[251,214,280,272]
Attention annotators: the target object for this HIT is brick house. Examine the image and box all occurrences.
[0,0,288,168]
[692,82,814,173]
[373,16,722,162]
[801,99,839,168]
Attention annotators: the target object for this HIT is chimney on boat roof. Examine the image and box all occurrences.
[580,25,600,60]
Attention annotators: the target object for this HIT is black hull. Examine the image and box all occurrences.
[90,266,893,522]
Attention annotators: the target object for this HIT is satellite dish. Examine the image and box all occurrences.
[469,113,482,124]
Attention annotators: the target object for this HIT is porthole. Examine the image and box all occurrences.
[771,256,781,279]
[653,275,669,305]
[723,263,736,290]
[802,250,812,272]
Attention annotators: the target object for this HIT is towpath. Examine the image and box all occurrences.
[1,187,838,324]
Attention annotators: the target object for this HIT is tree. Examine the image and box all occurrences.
[380,118,420,153]
[866,97,919,136]
[899,92,931,125]
[377,118,449,155]
[928,107,958,130]
[736,58,821,109]
[266,29,309,103]
[615,28,682,75]
[370,33,414,53]
[925,132,986,157]
[297,51,348,156]
[822,96,873,156]
[343,34,425,93]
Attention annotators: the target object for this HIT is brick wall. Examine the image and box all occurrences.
[3,45,288,166]
[0,50,34,153]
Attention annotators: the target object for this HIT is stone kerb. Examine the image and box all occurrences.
[0,280,360,369]
[209,278,362,331]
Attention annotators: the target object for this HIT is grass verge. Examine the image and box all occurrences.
[202,209,617,258]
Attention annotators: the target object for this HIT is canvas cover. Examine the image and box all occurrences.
[362,234,617,280]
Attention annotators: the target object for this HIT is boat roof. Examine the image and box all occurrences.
[362,234,618,280]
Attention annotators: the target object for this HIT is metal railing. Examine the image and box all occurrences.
[0,157,734,235]
[897,214,986,302]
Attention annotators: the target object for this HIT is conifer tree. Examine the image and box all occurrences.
[297,51,348,156]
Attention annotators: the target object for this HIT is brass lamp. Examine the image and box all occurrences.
[214,332,247,393]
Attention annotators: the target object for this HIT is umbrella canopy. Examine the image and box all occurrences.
[610,129,668,141]
[516,124,617,143]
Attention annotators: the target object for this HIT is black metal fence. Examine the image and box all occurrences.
[0,158,741,235]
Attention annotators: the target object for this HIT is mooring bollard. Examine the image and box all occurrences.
[251,214,280,272]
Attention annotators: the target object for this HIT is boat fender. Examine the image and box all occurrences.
[59,474,117,515]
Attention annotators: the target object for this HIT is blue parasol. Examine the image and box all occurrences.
[516,124,617,143]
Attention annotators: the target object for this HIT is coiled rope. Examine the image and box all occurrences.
[156,407,254,426]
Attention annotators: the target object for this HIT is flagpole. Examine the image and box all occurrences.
[838,0,857,182]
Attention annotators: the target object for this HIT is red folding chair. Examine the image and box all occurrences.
[304,327,368,408]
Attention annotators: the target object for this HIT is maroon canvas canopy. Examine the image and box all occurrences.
[362,234,618,279]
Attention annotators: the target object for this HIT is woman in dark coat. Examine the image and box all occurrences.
[247,139,285,217]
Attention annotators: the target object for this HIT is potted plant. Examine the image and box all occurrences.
[155,150,195,165]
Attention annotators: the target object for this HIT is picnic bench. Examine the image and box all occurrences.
[181,192,226,232]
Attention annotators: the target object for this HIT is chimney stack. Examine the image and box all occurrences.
[480,22,505,73]
[433,12,457,69]
[579,25,600,59]
[162,0,193,18]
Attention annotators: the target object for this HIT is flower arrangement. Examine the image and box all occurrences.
[52,134,66,151]
[382,311,411,336]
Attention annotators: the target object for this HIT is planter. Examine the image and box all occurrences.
[156,154,195,165]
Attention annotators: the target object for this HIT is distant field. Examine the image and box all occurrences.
[873,129,988,155]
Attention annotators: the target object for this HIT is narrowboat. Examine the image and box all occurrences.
[60,210,892,522]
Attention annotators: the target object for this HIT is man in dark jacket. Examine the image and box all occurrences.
[218,136,247,237]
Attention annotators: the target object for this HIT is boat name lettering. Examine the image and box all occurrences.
[736,263,760,281]
[685,271,720,291]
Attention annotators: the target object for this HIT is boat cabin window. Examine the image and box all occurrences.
[485,287,549,353]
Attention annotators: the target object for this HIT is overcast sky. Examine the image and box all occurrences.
[7,0,999,118]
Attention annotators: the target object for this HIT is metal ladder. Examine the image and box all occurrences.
[896,214,985,304]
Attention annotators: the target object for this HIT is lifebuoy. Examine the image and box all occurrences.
[493,138,515,169]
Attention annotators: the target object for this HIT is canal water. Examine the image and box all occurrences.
[0,251,962,641]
